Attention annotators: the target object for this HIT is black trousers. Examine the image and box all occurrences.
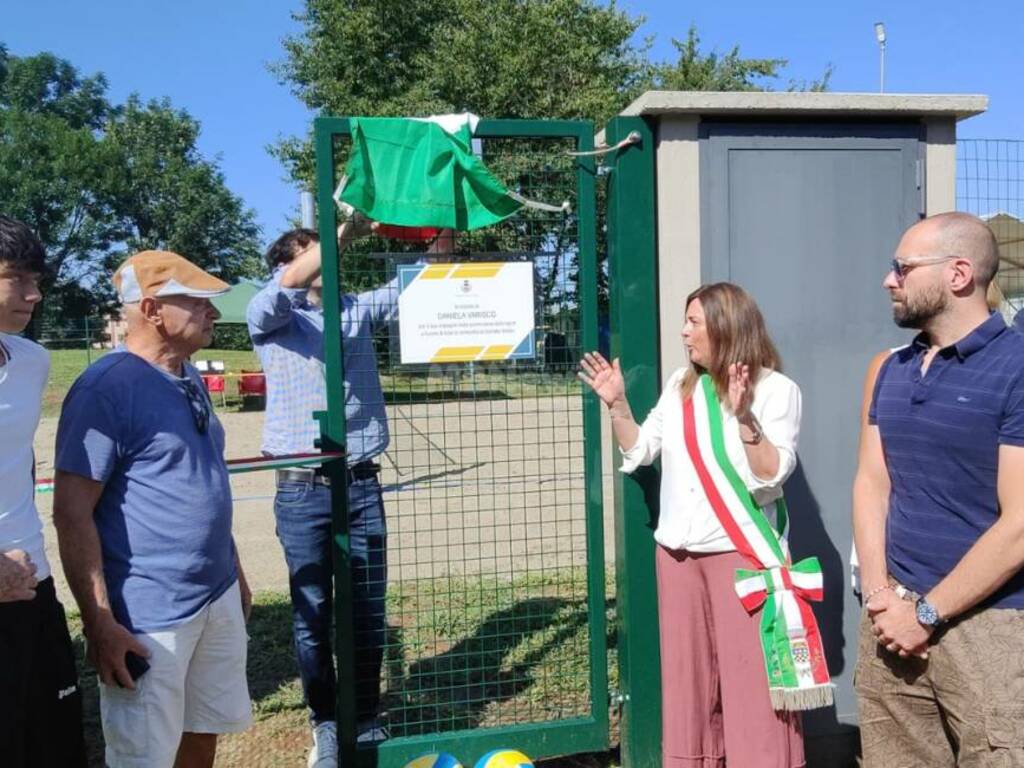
[0,577,88,767]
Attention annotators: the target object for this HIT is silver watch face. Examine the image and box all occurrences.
[916,599,940,627]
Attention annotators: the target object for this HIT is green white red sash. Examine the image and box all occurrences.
[682,374,833,711]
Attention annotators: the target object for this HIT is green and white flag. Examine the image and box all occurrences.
[338,113,565,231]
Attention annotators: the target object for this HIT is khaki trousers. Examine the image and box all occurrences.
[855,605,1024,767]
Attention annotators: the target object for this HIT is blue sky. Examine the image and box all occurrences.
[5,0,1021,247]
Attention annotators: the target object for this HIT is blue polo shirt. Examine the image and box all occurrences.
[870,312,1024,609]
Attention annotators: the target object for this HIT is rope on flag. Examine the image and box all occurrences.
[683,373,833,711]
[565,130,642,157]
[34,451,346,494]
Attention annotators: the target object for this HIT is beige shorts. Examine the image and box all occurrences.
[100,580,252,768]
[855,604,1024,768]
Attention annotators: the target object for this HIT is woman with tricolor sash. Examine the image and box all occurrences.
[579,282,832,768]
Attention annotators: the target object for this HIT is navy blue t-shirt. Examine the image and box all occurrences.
[55,349,236,632]
[870,312,1024,608]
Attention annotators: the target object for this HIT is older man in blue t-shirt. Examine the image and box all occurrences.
[853,213,1024,767]
[53,251,251,768]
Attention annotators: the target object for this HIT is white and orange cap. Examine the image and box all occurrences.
[113,250,229,304]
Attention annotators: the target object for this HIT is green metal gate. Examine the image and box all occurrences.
[313,117,608,767]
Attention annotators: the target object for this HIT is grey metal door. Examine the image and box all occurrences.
[701,122,922,748]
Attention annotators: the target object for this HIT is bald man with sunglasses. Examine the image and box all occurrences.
[853,212,1024,767]
[53,251,252,768]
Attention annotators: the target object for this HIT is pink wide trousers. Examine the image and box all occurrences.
[656,546,805,768]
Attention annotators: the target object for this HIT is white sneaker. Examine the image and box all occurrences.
[357,718,390,744]
[308,721,338,768]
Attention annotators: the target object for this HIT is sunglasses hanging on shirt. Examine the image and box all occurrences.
[180,378,210,435]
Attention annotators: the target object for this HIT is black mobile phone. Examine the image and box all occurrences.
[122,651,150,685]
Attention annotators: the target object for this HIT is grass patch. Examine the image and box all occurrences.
[382,570,601,736]
[43,348,261,417]
[68,569,618,767]
[42,348,581,417]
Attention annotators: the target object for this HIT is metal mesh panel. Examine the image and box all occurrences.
[334,132,600,741]
[957,139,1024,319]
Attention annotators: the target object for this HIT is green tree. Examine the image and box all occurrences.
[272,0,647,182]
[103,96,264,292]
[273,1,829,180]
[652,27,832,92]
[0,47,124,316]
[0,47,264,322]
[272,1,831,313]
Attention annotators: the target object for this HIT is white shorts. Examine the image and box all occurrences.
[100,580,252,768]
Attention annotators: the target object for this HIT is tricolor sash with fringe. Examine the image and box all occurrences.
[683,374,833,711]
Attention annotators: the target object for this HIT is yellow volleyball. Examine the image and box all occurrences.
[473,749,534,768]
[404,753,464,768]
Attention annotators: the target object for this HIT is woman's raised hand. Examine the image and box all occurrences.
[727,362,754,419]
[578,352,626,409]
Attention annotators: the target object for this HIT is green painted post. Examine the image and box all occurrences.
[604,116,662,768]
[573,121,611,752]
[313,116,360,765]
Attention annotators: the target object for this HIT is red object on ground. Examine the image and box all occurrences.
[238,370,267,411]
[202,374,225,394]
[238,371,266,396]
[375,224,441,242]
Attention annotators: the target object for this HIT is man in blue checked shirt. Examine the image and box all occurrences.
[247,221,452,767]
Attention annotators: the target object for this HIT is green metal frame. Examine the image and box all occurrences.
[605,116,662,768]
[314,116,607,767]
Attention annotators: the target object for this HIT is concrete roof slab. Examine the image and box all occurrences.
[619,91,987,121]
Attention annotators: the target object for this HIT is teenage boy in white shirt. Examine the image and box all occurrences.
[0,215,87,766]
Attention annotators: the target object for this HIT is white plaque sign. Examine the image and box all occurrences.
[397,262,536,364]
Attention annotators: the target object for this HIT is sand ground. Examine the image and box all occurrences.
[33,398,616,605]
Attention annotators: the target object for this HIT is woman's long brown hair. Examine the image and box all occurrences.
[680,282,782,403]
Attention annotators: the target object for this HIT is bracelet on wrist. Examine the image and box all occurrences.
[740,416,764,445]
[863,584,892,602]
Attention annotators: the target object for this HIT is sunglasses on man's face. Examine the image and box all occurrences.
[889,255,958,283]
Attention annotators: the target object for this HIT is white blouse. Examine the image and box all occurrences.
[620,367,802,553]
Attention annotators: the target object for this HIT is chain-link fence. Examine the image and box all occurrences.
[36,316,106,359]
[957,138,1024,318]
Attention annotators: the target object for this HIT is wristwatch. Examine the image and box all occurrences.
[915,597,943,628]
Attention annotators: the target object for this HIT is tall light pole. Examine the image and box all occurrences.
[874,22,887,93]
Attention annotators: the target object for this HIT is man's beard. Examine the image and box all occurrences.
[892,284,949,329]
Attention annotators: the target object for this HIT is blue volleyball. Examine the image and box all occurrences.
[404,753,463,768]
[474,749,534,768]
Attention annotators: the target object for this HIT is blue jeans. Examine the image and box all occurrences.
[274,475,387,725]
